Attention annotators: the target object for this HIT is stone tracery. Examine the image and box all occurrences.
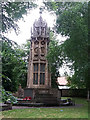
[27,14,51,89]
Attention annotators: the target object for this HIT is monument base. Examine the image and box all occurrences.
[24,88,61,98]
[24,88,61,105]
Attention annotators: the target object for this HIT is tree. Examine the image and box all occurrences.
[1,2,36,34]
[44,2,88,89]
[47,32,63,88]
[2,37,30,91]
[1,2,36,91]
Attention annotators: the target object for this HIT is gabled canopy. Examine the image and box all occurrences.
[31,15,50,38]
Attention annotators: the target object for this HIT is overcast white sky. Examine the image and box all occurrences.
[4,1,73,76]
[4,1,67,45]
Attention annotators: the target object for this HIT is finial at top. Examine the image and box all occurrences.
[39,7,43,14]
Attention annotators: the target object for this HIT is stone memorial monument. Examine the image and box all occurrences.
[24,12,60,105]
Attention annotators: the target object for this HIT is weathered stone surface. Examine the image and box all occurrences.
[24,14,61,105]
[27,15,51,89]
[24,88,34,98]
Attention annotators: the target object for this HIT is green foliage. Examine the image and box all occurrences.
[1,2,37,34]
[67,76,86,89]
[2,37,30,91]
[45,2,88,89]
[47,32,63,88]
[2,87,17,104]
[1,2,35,91]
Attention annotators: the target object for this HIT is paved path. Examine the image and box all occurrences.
[12,104,83,109]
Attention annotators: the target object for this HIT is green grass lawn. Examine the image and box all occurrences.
[1,97,88,119]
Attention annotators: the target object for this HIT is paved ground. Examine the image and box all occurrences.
[12,104,83,109]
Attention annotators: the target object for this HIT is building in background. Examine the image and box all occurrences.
[57,76,70,89]
[57,76,70,97]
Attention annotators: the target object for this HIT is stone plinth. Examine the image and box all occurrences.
[24,88,61,105]
[24,88,50,98]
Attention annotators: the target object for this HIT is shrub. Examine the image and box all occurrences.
[2,87,18,104]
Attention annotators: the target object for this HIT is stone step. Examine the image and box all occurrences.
[36,94,54,97]
[36,93,60,105]
[0,103,12,111]
[37,100,59,104]
[37,96,57,99]
[37,98,58,101]
[36,95,57,99]
[14,103,45,107]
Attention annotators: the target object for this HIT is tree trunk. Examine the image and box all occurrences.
[87,90,90,101]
